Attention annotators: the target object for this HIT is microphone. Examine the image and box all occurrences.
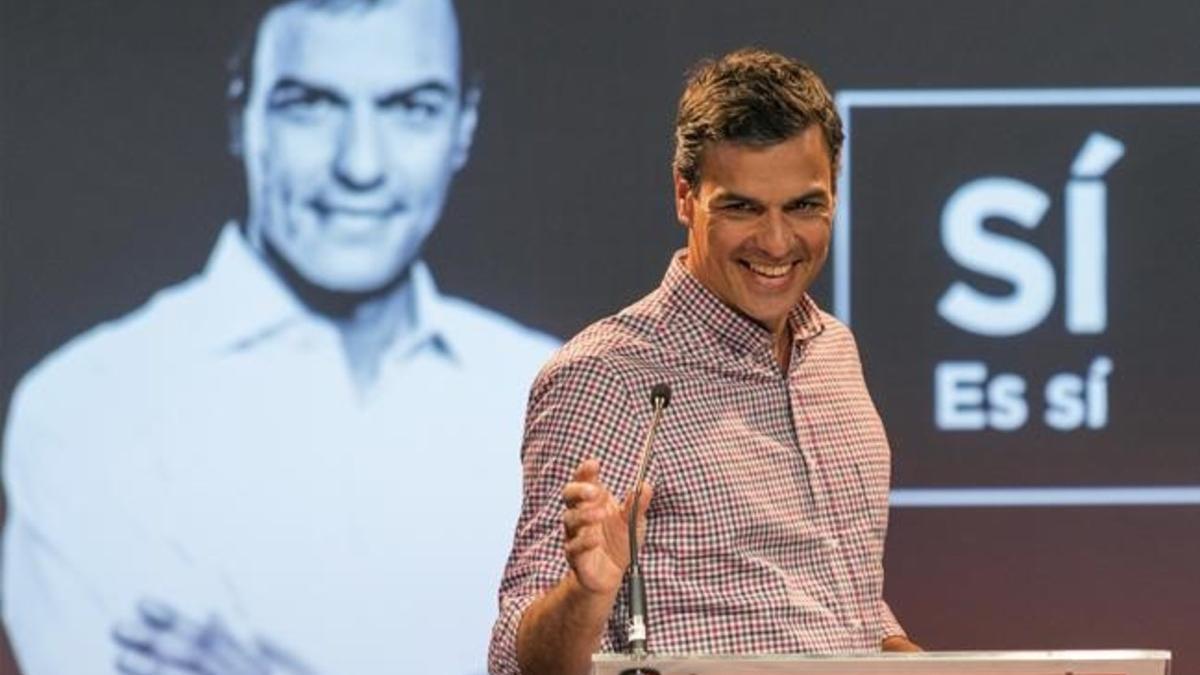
[627,383,671,658]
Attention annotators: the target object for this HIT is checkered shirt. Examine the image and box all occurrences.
[489,253,905,674]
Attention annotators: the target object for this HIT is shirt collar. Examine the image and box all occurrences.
[197,223,457,360]
[393,260,459,362]
[658,250,826,358]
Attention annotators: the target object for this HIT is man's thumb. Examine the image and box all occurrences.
[623,482,654,519]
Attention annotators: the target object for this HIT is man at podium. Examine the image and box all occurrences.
[490,49,920,675]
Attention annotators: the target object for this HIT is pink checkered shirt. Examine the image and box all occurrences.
[489,253,904,674]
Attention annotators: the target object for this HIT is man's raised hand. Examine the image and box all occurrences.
[560,457,652,595]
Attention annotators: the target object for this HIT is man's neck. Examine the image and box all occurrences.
[254,235,418,395]
[333,286,416,395]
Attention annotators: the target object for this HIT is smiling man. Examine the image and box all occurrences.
[679,127,837,370]
[2,1,556,674]
[490,49,918,675]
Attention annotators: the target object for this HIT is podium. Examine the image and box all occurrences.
[593,650,1171,675]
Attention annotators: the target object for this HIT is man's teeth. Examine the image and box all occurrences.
[747,261,792,277]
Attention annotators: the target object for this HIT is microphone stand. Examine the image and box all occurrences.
[626,384,670,663]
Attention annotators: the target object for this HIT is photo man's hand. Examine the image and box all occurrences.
[112,598,317,675]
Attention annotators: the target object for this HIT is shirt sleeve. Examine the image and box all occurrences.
[488,356,646,675]
[879,600,907,641]
[2,365,242,675]
[3,373,130,675]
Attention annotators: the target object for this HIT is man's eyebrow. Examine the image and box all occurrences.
[711,191,762,205]
[787,188,832,204]
[268,77,347,106]
[710,187,831,206]
[376,81,455,107]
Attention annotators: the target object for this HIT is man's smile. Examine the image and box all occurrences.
[309,198,406,220]
[741,259,796,278]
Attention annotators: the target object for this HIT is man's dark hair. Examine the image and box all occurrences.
[673,48,844,190]
[224,0,479,111]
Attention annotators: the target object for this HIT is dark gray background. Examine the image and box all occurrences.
[3,1,1198,673]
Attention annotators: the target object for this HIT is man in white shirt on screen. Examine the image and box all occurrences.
[1,1,557,673]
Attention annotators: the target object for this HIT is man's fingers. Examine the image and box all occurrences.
[174,617,270,675]
[561,481,601,509]
[571,457,601,484]
[258,636,318,675]
[116,652,203,675]
[562,504,608,534]
[563,527,606,557]
[112,621,156,652]
[115,650,161,675]
[199,629,270,675]
[136,597,179,630]
[115,648,203,675]
[150,631,206,669]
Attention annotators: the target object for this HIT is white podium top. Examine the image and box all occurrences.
[593,650,1170,675]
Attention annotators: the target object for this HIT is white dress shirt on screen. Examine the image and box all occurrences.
[3,224,559,675]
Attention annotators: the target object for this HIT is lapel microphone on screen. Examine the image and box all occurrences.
[626,382,671,660]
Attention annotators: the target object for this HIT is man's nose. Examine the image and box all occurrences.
[333,108,386,191]
[757,210,794,258]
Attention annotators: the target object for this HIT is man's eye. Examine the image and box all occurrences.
[790,200,827,214]
[387,98,447,122]
[270,91,339,117]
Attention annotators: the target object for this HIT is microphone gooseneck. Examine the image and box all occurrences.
[627,383,671,658]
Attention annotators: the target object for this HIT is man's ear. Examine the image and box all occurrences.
[226,75,248,157]
[227,105,245,157]
[674,171,695,228]
[451,85,481,171]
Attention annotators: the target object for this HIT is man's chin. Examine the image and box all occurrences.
[302,272,403,296]
[734,292,804,331]
[290,255,412,295]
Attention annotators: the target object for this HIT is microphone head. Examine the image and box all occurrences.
[650,383,671,409]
